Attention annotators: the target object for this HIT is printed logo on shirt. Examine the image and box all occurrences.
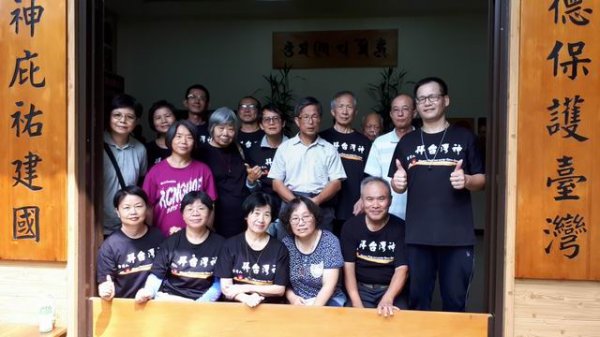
[356,240,396,265]
[117,247,157,275]
[158,177,206,214]
[233,263,277,285]
[169,254,218,279]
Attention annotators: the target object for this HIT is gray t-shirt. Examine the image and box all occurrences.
[103,131,147,234]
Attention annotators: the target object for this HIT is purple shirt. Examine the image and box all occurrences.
[143,159,217,236]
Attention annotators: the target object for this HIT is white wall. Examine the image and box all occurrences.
[116,14,488,134]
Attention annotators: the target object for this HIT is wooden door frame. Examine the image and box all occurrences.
[74,1,512,335]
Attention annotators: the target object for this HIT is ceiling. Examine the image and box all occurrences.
[105,0,488,20]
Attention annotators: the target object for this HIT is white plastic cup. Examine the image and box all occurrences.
[38,296,55,333]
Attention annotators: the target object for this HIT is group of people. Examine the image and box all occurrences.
[98,76,485,314]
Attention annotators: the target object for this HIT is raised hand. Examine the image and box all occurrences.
[449,159,466,190]
[99,275,115,301]
[391,159,407,192]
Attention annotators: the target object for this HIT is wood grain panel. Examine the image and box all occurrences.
[516,0,599,280]
[0,0,67,261]
[514,279,600,337]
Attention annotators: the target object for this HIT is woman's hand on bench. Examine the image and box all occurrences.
[99,275,115,301]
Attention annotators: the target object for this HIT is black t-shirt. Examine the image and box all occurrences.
[198,143,249,238]
[340,214,407,285]
[151,229,224,300]
[243,141,282,216]
[96,227,165,298]
[215,233,289,302]
[238,129,265,153]
[320,128,371,220]
[196,123,210,144]
[387,125,484,246]
[145,139,171,170]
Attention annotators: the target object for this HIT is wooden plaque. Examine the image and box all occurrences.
[0,0,67,261]
[516,0,599,280]
[273,29,397,68]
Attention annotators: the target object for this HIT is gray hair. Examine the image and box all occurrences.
[361,112,383,127]
[330,90,357,110]
[209,107,240,136]
[360,176,392,199]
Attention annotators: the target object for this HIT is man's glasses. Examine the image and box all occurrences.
[239,104,257,110]
[297,114,320,122]
[262,116,281,124]
[415,94,444,105]
[187,95,206,102]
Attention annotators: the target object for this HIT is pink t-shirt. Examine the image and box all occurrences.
[143,159,217,236]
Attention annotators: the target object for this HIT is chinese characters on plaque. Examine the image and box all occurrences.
[516,0,597,280]
[272,30,397,68]
[1,0,67,261]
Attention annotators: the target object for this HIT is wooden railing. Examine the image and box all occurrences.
[91,297,491,337]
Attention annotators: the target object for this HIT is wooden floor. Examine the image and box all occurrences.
[91,297,491,337]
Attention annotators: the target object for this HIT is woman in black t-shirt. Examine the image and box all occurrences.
[145,100,176,169]
[215,193,289,307]
[97,186,164,299]
[134,190,224,302]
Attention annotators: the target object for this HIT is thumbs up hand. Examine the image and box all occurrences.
[449,159,467,190]
[391,159,408,193]
[99,275,115,301]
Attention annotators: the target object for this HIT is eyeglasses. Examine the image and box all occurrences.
[262,116,281,124]
[289,215,314,225]
[239,104,257,110]
[111,112,136,123]
[415,94,444,105]
[187,95,206,102]
[297,114,320,122]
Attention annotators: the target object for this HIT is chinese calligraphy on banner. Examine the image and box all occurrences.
[516,0,598,280]
[272,30,397,68]
[0,0,67,261]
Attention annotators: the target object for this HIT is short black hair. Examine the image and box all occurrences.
[185,84,210,105]
[258,103,284,122]
[148,100,177,133]
[279,196,321,233]
[113,185,149,208]
[413,77,448,97]
[242,192,273,218]
[180,190,214,214]
[165,120,199,153]
[238,96,262,112]
[105,94,143,128]
[294,96,322,118]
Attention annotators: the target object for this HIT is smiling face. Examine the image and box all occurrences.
[152,107,176,134]
[289,202,317,239]
[211,123,236,147]
[170,125,195,157]
[415,81,449,124]
[361,181,391,223]
[182,199,211,230]
[184,88,208,115]
[238,97,259,124]
[246,205,272,235]
[116,194,147,228]
[109,107,137,136]
[331,94,357,128]
[259,109,284,136]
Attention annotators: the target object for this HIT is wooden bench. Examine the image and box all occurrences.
[91,297,491,337]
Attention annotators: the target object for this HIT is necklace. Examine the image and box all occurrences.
[245,235,269,275]
[420,123,449,170]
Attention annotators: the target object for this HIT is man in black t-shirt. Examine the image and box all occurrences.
[237,96,265,152]
[389,77,485,312]
[341,177,409,316]
[320,91,371,236]
[183,84,211,144]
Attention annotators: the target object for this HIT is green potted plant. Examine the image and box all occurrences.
[367,67,409,130]
[263,64,298,135]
